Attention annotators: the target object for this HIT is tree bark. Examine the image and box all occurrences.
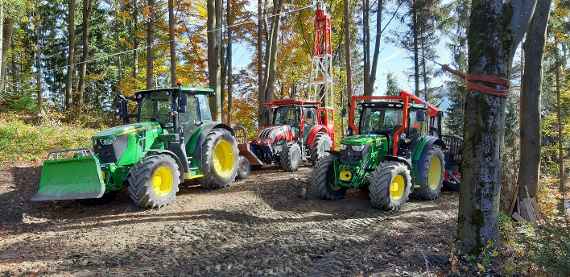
[457,0,535,256]
[412,0,420,96]
[344,0,353,125]
[555,40,565,217]
[207,0,221,120]
[517,0,551,216]
[1,17,12,93]
[132,0,139,79]
[145,0,155,89]
[77,0,93,111]
[262,0,283,124]
[35,9,42,111]
[226,0,233,123]
[362,0,370,96]
[65,0,76,110]
[168,0,177,86]
[256,0,264,125]
[367,0,383,96]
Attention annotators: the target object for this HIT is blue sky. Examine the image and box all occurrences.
[228,2,454,98]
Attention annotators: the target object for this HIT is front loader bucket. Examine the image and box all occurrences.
[32,150,106,201]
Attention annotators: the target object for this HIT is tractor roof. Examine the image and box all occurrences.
[352,90,439,116]
[265,98,321,107]
[135,87,214,97]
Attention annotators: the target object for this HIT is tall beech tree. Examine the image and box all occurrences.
[517,0,552,221]
[65,0,76,110]
[457,0,536,256]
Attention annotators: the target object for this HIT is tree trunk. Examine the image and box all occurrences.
[145,0,155,89]
[344,0,353,129]
[1,17,12,93]
[362,0,370,96]
[412,0,420,96]
[207,0,221,120]
[65,0,76,110]
[77,0,93,111]
[517,0,551,219]
[132,0,139,79]
[168,0,177,86]
[421,39,428,100]
[35,11,42,111]
[0,1,3,94]
[256,0,264,125]
[216,0,223,121]
[367,0,383,96]
[555,40,565,217]
[226,0,233,123]
[262,0,283,124]
[457,0,535,256]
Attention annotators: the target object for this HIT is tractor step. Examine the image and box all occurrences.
[32,149,106,201]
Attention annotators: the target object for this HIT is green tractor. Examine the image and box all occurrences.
[310,91,447,210]
[32,87,240,208]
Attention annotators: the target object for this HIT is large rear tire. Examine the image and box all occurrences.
[368,161,411,211]
[280,143,302,172]
[310,132,332,166]
[411,145,445,200]
[201,129,239,189]
[128,155,180,209]
[309,155,346,200]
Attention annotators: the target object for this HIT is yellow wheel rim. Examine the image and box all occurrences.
[339,169,352,182]
[390,175,406,201]
[213,139,235,179]
[151,165,174,197]
[428,156,442,190]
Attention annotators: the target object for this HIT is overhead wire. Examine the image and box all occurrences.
[33,3,315,76]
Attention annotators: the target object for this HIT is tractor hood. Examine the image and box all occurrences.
[255,125,295,145]
[94,122,162,139]
[341,135,386,146]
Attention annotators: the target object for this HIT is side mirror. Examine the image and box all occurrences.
[178,94,188,113]
[116,95,129,124]
[416,110,426,122]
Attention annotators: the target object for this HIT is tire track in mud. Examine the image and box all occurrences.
[0,166,458,275]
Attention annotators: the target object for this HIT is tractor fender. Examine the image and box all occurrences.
[410,136,445,178]
[411,136,445,163]
[186,122,236,167]
[306,125,330,147]
[145,149,188,174]
[384,155,412,169]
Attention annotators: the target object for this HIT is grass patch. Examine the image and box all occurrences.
[0,113,99,167]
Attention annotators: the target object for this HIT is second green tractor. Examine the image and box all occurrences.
[310,91,449,210]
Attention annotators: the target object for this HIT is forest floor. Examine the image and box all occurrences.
[0,164,458,276]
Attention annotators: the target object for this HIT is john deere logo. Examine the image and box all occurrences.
[339,169,352,181]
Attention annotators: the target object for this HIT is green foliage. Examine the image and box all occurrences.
[0,113,97,167]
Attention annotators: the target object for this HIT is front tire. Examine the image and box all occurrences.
[411,145,445,200]
[368,161,412,211]
[201,129,239,189]
[310,132,332,166]
[237,156,251,180]
[280,143,302,172]
[309,155,346,200]
[128,155,180,209]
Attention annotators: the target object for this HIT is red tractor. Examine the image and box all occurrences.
[237,99,335,172]
[234,3,336,173]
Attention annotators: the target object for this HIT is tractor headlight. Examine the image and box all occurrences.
[352,145,366,151]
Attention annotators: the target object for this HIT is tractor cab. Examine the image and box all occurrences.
[349,91,442,158]
[271,101,322,142]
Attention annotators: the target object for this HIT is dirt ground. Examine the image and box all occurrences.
[0,164,458,276]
